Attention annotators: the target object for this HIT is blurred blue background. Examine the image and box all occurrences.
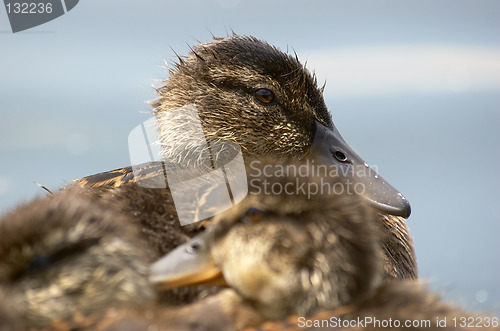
[1,0,499,314]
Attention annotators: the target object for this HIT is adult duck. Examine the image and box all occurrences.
[73,35,415,279]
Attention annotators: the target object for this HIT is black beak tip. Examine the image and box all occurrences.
[401,199,411,219]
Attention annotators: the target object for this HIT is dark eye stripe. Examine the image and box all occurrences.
[12,237,101,281]
[254,88,276,105]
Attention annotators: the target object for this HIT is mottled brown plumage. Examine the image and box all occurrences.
[71,182,222,306]
[0,192,155,330]
[153,36,331,159]
[210,180,381,320]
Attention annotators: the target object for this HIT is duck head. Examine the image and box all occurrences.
[150,174,383,320]
[153,35,410,218]
[0,191,155,329]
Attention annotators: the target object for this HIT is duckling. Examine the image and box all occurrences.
[0,191,155,330]
[150,173,383,325]
[73,35,415,279]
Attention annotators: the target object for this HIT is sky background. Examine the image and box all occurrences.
[1,0,499,314]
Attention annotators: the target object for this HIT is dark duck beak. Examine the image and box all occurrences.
[308,121,411,218]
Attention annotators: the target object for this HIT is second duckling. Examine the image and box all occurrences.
[0,191,155,330]
[150,174,383,322]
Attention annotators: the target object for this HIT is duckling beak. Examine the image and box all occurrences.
[309,121,411,218]
[149,234,227,291]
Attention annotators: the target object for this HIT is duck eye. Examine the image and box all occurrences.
[242,207,263,224]
[254,88,275,105]
[333,150,350,163]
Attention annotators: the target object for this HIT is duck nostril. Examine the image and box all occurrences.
[333,151,349,163]
[185,243,200,254]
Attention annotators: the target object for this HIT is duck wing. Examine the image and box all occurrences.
[72,161,166,189]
